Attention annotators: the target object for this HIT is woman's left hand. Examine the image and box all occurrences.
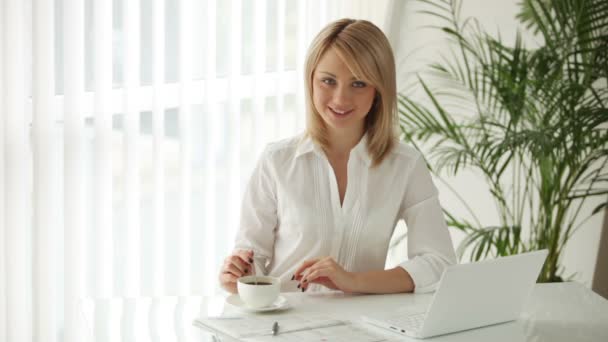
[293,256,357,293]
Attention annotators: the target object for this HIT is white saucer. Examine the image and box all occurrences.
[226,294,290,313]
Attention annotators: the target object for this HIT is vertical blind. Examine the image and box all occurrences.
[1,0,393,341]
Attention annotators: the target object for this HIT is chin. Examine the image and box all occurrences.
[322,113,365,131]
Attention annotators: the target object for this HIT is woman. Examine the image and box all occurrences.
[219,18,456,294]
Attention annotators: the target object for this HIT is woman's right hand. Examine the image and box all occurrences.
[219,250,255,293]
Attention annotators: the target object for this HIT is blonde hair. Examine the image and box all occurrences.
[304,18,398,166]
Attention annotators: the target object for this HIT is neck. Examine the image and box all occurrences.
[325,126,365,158]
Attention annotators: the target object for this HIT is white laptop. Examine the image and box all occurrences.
[362,250,548,339]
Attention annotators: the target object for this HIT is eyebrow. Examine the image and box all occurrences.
[318,71,359,80]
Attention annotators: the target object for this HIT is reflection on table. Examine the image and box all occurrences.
[78,282,608,342]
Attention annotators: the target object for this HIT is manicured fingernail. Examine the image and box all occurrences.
[248,258,253,263]
[301,287,305,292]
[291,275,295,280]
[303,278,307,283]
[297,283,301,289]
[244,269,248,273]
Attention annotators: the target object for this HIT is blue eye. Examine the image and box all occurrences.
[352,81,367,88]
[322,78,336,85]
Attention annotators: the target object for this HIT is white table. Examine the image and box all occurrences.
[79,282,608,341]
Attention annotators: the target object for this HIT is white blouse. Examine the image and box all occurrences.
[234,134,456,293]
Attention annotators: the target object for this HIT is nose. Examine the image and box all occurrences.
[331,85,353,108]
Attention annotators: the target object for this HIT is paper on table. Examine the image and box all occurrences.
[242,323,391,342]
[194,313,391,342]
[194,314,344,339]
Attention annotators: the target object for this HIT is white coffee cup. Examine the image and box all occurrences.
[237,275,280,308]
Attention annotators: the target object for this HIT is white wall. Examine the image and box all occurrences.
[386,0,603,287]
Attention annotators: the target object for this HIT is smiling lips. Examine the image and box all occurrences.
[329,107,354,116]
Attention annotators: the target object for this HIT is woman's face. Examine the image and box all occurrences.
[312,48,376,137]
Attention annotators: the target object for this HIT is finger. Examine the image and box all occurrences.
[220,272,238,285]
[309,276,332,284]
[307,276,337,290]
[299,260,333,282]
[293,258,322,279]
[224,263,248,278]
[235,249,255,264]
[301,266,337,291]
[295,257,336,282]
[237,250,256,275]
[303,267,331,284]
[227,255,250,273]
[220,273,239,294]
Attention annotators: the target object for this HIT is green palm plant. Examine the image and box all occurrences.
[398,0,608,282]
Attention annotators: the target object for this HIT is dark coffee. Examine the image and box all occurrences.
[244,281,272,285]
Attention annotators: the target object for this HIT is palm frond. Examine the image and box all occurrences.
[400,0,608,281]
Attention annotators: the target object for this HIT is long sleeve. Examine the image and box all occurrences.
[229,135,455,293]
[397,155,457,293]
[233,146,278,275]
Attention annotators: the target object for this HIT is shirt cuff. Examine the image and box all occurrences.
[399,257,440,293]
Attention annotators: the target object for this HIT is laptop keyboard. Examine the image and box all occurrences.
[385,312,426,332]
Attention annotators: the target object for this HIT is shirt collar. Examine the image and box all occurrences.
[295,133,372,167]
[295,134,324,159]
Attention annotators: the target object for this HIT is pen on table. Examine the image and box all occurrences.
[272,321,279,336]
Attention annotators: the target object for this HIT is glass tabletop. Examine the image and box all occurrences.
[78,283,608,342]
[79,296,228,342]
